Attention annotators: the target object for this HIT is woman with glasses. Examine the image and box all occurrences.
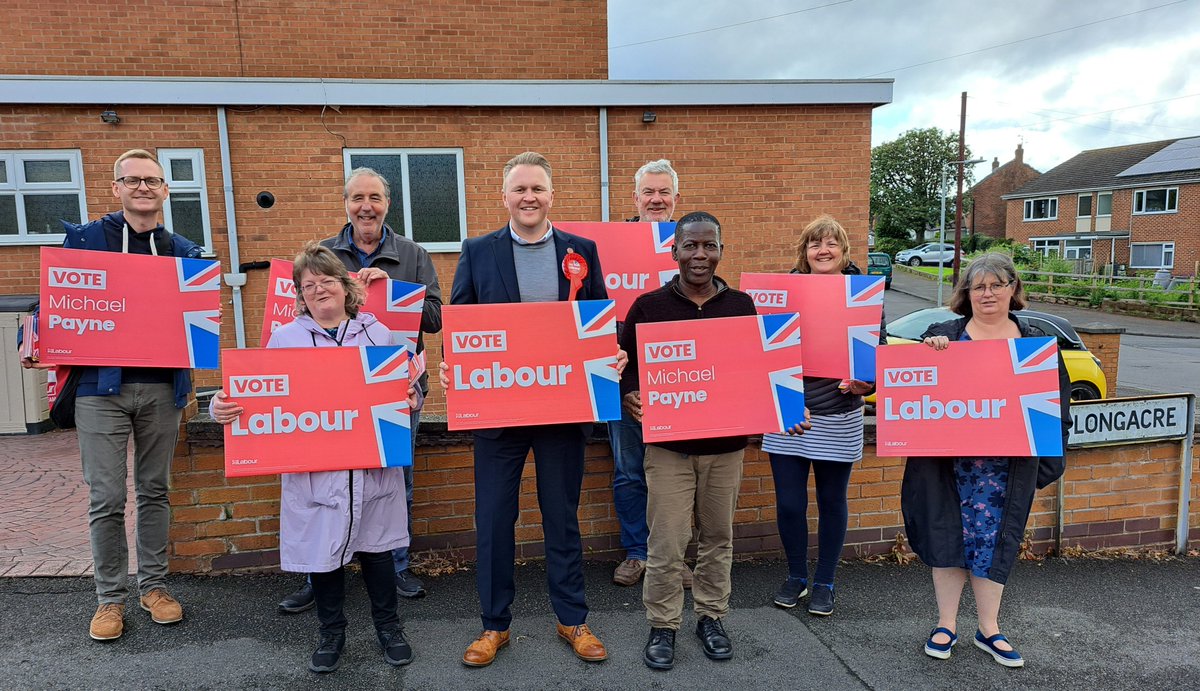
[210,244,420,674]
[902,252,1070,668]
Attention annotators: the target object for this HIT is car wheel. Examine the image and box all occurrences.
[1070,382,1101,401]
[908,257,921,267]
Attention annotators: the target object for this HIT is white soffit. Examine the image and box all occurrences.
[0,76,893,107]
[1116,137,1200,177]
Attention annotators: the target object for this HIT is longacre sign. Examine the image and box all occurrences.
[1068,394,1192,447]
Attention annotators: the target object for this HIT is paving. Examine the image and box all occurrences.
[0,557,1196,689]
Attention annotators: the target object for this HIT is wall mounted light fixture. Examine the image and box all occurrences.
[642,110,657,124]
[100,110,120,125]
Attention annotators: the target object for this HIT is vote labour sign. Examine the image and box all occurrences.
[740,272,884,382]
[875,337,1064,457]
[260,259,425,352]
[222,345,412,476]
[637,314,806,443]
[442,300,621,430]
[38,247,220,369]
[554,222,678,320]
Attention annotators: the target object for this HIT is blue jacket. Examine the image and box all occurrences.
[61,212,203,408]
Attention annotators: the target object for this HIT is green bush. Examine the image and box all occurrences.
[875,238,908,260]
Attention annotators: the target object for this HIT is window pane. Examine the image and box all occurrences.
[1097,193,1112,215]
[168,192,206,247]
[1131,245,1160,267]
[1077,195,1091,217]
[0,194,17,234]
[23,159,72,183]
[348,155,406,234]
[0,160,7,185]
[23,194,80,234]
[407,154,462,244]
[1143,189,1167,212]
[170,158,195,182]
[1167,189,1178,210]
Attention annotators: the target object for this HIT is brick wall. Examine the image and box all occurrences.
[1074,327,1121,398]
[168,419,1200,572]
[0,0,607,80]
[972,159,1040,238]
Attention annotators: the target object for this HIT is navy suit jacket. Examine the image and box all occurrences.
[450,225,608,437]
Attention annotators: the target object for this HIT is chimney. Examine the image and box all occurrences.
[992,157,999,172]
[1015,143,1024,165]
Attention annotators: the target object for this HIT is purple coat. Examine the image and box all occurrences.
[214,312,410,572]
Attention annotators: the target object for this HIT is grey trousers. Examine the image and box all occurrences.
[76,383,181,603]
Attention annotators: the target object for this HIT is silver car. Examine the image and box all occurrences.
[895,243,958,267]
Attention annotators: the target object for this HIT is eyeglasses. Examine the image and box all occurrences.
[970,282,1011,295]
[116,176,165,190]
[299,278,342,294]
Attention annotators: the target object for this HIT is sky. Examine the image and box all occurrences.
[608,0,1200,176]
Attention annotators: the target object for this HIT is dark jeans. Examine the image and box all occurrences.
[391,410,420,573]
[768,453,854,586]
[311,550,399,635]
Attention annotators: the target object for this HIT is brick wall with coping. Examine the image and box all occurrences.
[1073,326,1122,398]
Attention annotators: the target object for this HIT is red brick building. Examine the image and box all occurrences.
[1004,137,1200,276]
[970,143,1040,238]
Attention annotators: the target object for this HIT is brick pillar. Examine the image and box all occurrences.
[1075,324,1125,398]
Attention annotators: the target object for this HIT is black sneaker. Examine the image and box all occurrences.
[279,582,315,614]
[378,626,414,666]
[695,615,732,660]
[396,569,426,599]
[808,584,834,616]
[643,627,675,670]
[309,631,345,673]
[772,577,808,609]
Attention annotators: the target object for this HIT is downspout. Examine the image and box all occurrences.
[599,107,610,222]
[217,107,247,348]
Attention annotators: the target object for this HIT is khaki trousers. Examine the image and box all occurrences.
[642,445,744,629]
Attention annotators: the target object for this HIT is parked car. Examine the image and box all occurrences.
[878,307,1107,401]
[866,252,893,289]
[895,243,959,267]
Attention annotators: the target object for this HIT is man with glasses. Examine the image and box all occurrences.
[20,149,202,641]
[274,167,443,614]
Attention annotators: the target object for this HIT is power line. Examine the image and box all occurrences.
[610,0,854,49]
[969,93,1200,140]
[860,0,1190,77]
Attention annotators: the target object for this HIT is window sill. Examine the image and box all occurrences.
[0,235,66,247]
[1022,217,1058,222]
[1132,210,1178,216]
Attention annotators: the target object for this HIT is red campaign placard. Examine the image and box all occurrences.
[38,247,220,369]
[637,313,806,443]
[222,345,411,477]
[260,258,425,353]
[442,300,621,430]
[875,337,1063,457]
[740,272,884,382]
[554,222,678,320]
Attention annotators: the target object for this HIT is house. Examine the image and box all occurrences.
[970,143,1040,238]
[1004,137,1200,275]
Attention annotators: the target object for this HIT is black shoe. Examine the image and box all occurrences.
[378,626,414,666]
[808,584,834,616]
[695,615,732,660]
[309,631,345,673]
[643,627,675,670]
[396,569,426,599]
[279,582,315,614]
[773,577,808,609]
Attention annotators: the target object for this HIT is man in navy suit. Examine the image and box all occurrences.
[445,152,611,667]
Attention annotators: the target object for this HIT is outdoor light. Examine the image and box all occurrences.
[100,110,120,125]
[642,111,657,124]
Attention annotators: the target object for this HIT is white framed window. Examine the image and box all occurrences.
[0,150,88,245]
[1032,239,1060,256]
[1077,193,1092,218]
[1064,238,1092,260]
[1133,187,1178,214]
[1130,242,1174,269]
[1096,191,1113,216]
[343,149,467,252]
[1023,197,1058,221]
[158,148,213,254]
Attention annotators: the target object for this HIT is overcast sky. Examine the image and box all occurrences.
[608,0,1200,175]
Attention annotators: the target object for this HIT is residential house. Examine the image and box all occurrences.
[971,143,1040,238]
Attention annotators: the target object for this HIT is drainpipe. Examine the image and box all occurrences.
[217,107,247,348]
[599,107,610,222]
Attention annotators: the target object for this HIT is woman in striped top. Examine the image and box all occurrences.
[762,215,885,616]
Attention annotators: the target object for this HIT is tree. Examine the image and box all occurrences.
[870,128,975,256]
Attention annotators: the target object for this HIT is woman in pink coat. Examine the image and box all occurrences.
[211,244,420,674]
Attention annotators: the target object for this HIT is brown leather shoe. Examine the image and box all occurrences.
[462,629,510,667]
[90,603,125,641]
[556,623,608,662]
[612,558,646,586]
[139,588,183,624]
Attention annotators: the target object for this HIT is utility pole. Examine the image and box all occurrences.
[952,91,967,287]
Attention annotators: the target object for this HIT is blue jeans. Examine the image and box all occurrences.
[391,410,419,574]
[609,410,648,561]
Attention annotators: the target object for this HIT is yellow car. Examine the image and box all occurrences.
[867,307,1107,403]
